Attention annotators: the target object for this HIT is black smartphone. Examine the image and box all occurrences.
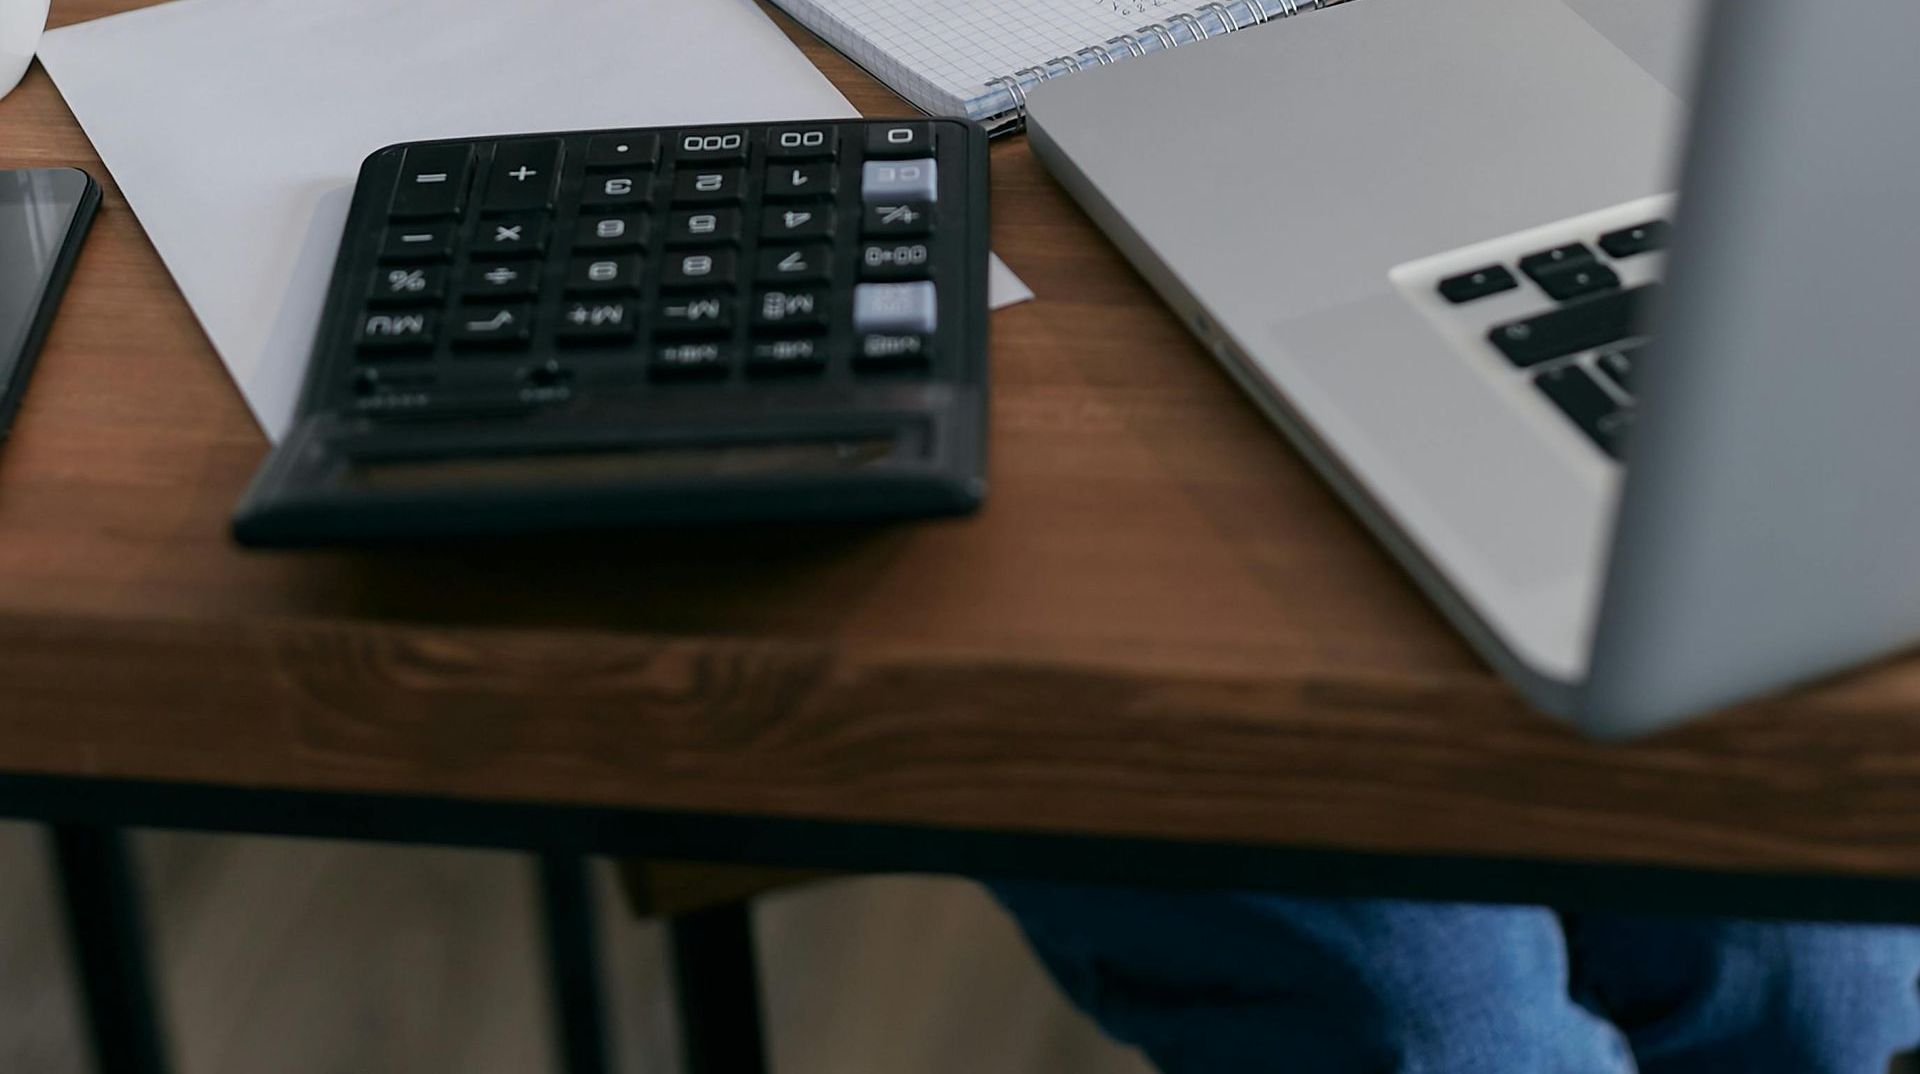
[0,168,101,440]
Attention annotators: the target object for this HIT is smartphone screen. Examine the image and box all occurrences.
[0,168,97,434]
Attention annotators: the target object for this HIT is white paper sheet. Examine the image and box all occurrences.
[41,0,1032,441]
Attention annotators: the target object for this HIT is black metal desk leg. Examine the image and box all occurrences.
[669,902,770,1074]
[48,825,171,1074]
[538,852,614,1074]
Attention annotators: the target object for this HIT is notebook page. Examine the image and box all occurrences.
[793,0,1172,113]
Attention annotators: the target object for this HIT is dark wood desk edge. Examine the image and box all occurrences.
[3,768,1919,924]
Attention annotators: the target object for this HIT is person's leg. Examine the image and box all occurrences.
[991,882,1634,1074]
[1568,915,1920,1074]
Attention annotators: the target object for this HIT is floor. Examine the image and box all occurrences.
[7,823,1912,1074]
[0,822,1153,1074]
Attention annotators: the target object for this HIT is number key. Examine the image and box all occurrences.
[675,129,749,163]
[672,167,745,205]
[573,214,647,252]
[756,245,832,284]
[666,209,741,246]
[763,205,835,242]
[765,163,835,200]
[582,173,651,209]
[865,122,932,159]
[766,125,837,160]
[662,249,738,289]
[567,255,642,294]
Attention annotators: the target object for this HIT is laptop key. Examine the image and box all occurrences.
[1489,285,1657,367]
[1595,343,1642,395]
[1518,242,1596,281]
[1438,265,1517,304]
[1536,365,1632,458]
[1532,260,1620,302]
[1598,220,1671,259]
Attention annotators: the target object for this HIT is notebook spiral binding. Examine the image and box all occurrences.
[982,0,1337,131]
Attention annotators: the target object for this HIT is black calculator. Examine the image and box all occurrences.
[232,119,989,546]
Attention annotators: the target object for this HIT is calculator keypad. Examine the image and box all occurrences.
[333,120,976,398]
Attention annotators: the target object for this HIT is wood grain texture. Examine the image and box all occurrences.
[3,1,1919,883]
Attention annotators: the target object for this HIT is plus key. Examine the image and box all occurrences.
[481,139,562,214]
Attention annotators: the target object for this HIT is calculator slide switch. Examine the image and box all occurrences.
[853,282,937,335]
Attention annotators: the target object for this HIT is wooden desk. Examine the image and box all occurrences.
[7,0,1920,924]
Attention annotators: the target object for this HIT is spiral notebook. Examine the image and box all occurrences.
[771,0,1352,134]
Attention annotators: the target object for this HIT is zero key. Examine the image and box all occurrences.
[865,122,932,158]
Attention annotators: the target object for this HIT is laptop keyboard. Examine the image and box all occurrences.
[1391,197,1675,463]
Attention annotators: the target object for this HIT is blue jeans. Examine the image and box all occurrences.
[992,884,1920,1074]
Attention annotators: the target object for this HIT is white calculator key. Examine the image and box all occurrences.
[853,282,938,334]
[861,159,938,204]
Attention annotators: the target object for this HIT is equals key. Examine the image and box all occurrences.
[389,144,474,218]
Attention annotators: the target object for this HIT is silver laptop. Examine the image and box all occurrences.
[1025,0,1920,738]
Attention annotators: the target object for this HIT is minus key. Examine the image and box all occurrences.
[380,222,455,262]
